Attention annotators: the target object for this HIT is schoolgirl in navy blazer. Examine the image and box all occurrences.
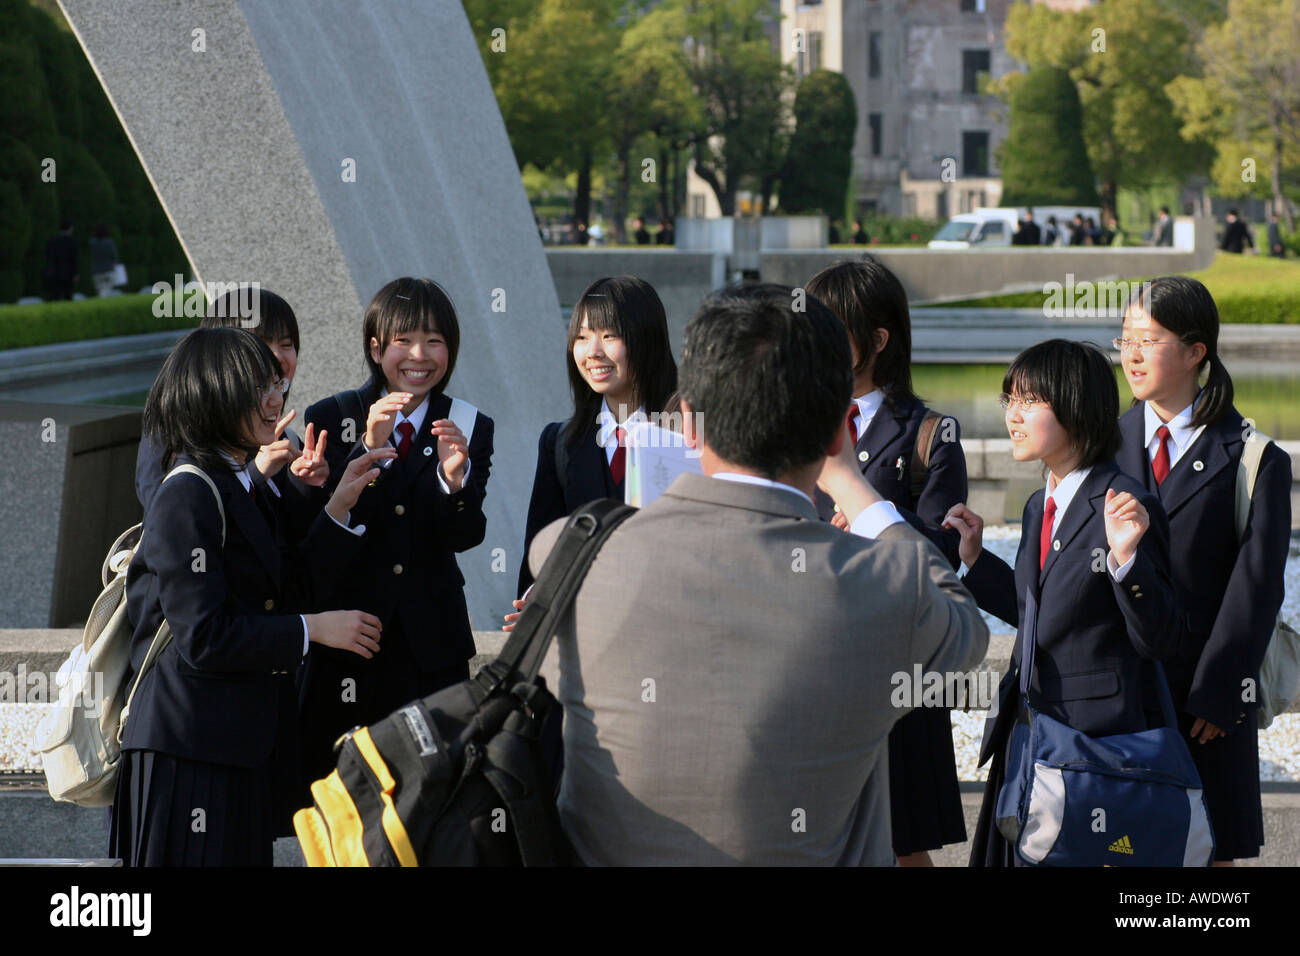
[1114,275,1292,862]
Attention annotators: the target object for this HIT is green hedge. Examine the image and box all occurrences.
[0,294,197,350]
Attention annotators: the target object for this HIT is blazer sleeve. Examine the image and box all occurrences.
[431,412,493,553]
[961,549,1019,627]
[518,422,567,597]
[135,433,164,512]
[1188,443,1293,731]
[143,475,303,674]
[1107,489,1179,663]
[912,415,967,568]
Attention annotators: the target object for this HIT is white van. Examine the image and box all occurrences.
[927,206,1102,248]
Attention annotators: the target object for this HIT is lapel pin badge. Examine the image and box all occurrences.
[1053,540,1061,551]
[423,445,434,456]
[1192,460,1204,471]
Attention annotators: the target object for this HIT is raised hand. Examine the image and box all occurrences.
[364,392,414,450]
[289,422,329,487]
[942,502,984,568]
[1103,488,1148,568]
[325,448,398,523]
[430,418,468,490]
[254,410,299,479]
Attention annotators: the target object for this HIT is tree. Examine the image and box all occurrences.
[680,0,794,216]
[1166,0,1300,230]
[997,66,1099,207]
[778,70,857,216]
[994,0,1217,221]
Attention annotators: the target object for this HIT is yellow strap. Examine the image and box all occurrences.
[308,771,370,867]
[353,728,419,867]
[293,807,337,867]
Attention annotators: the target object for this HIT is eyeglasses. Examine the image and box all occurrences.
[258,378,289,400]
[1111,337,1178,354]
[999,393,1046,413]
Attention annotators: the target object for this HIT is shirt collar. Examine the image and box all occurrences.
[220,451,254,493]
[1044,465,1093,523]
[1143,395,1199,454]
[598,399,647,431]
[712,472,814,506]
[852,389,885,428]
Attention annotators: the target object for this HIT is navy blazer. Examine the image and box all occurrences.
[122,458,363,768]
[964,461,1178,755]
[1116,405,1292,732]
[814,394,966,567]
[518,417,624,596]
[304,382,494,671]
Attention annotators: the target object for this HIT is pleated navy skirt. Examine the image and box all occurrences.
[888,707,967,856]
[108,750,276,867]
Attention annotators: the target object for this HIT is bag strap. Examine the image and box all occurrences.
[1234,428,1271,543]
[332,389,369,445]
[909,411,944,500]
[475,499,636,697]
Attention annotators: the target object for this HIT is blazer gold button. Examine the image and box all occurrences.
[1193,460,1204,471]
[1130,585,1140,592]
[264,599,274,610]
[1052,540,1061,551]
[1135,592,1143,598]
[423,446,433,456]
[457,502,465,511]
[833,504,842,513]
[393,564,403,575]
[858,451,870,463]
[394,504,405,516]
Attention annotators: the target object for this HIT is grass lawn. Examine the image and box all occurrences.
[915,252,1300,323]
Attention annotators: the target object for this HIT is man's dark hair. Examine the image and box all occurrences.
[1159,205,1170,215]
[205,287,300,353]
[680,283,852,477]
[1227,208,1239,217]
[362,277,460,394]
[805,255,919,408]
[60,218,74,231]
[143,327,281,476]
[1002,339,1120,469]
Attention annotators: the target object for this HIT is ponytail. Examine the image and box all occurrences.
[1191,352,1234,429]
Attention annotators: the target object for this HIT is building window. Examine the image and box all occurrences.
[868,113,882,156]
[795,30,823,78]
[963,131,990,176]
[962,50,991,94]
[809,30,822,73]
[868,31,882,79]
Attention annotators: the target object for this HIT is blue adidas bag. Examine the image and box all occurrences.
[995,660,1215,867]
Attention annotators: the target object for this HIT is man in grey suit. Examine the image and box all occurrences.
[529,283,989,865]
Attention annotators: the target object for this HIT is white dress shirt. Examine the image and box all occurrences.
[1144,397,1206,471]
[850,388,885,436]
[364,390,467,492]
[712,472,905,539]
[596,400,647,465]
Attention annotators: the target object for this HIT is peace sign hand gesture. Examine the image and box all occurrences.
[289,422,330,487]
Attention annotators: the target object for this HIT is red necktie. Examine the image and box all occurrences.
[610,427,627,485]
[395,421,415,462]
[847,407,861,446]
[1152,425,1172,485]
[1039,496,1057,570]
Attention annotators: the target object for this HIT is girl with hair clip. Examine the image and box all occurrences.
[513,275,679,600]
[805,254,968,866]
[111,328,392,866]
[943,339,1180,866]
[301,277,495,790]
[1114,276,1291,864]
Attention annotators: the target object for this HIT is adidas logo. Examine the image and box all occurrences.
[1107,835,1134,855]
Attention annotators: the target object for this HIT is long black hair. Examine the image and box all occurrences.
[1003,339,1120,470]
[1131,275,1234,428]
[804,254,920,409]
[563,275,678,446]
[142,327,281,475]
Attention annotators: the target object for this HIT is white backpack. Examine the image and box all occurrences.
[33,465,225,806]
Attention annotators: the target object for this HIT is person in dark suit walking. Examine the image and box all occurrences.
[805,255,969,866]
[515,275,678,599]
[44,219,78,300]
[1013,209,1041,246]
[299,277,494,792]
[1266,213,1285,257]
[1220,209,1254,253]
[944,339,1178,867]
[110,328,391,866]
[1153,206,1174,247]
[1115,276,1291,863]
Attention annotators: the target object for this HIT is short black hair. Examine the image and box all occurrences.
[362,277,460,393]
[1002,339,1120,470]
[1159,205,1171,215]
[563,275,678,445]
[680,283,852,477]
[805,255,919,408]
[204,287,300,353]
[142,328,281,476]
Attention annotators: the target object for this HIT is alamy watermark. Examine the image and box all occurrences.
[1042,275,1152,319]
[151,275,262,326]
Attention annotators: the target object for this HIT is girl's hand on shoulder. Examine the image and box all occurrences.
[364,392,413,449]
[431,418,468,491]
[289,423,329,487]
[325,447,398,522]
[942,503,984,568]
[1104,488,1148,567]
